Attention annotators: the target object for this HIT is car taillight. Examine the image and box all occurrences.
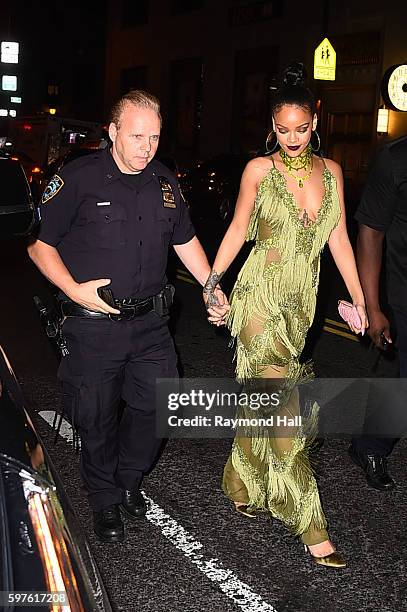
[21,471,85,611]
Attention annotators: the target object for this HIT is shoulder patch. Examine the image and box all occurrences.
[41,174,65,204]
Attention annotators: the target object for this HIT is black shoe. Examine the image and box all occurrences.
[120,489,148,520]
[93,504,124,543]
[348,445,396,491]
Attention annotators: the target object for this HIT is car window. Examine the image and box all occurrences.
[65,149,94,163]
[0,161,29,206]
[43,149,95,185]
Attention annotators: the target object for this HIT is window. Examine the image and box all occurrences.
[171,0,204,15]
[232,47,278,153]
[121,0,149,27]
[1,42,19,64]
[2,75,17,91]
[169,58,203,165]
[229,1,283,27]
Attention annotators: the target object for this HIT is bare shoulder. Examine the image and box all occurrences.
[243,156,274,183]
[322,157,343,179]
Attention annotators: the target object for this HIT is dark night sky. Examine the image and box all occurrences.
[0,0,107,120]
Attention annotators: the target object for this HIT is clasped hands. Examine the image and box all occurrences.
[203,269,230,326]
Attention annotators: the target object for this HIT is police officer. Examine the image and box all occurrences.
[28,90,228,543]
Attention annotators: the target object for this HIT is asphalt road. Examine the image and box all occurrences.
[1,235,406,612]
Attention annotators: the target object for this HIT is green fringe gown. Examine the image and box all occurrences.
[223,159,341,545]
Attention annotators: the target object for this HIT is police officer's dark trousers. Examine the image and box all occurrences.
[58,311,178,511]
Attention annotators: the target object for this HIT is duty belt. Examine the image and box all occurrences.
[60,285,174,322]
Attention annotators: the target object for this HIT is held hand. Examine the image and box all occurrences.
[203,269,229,325]
[366,309,392,349]
[67,279,121,314]
[203,288,230,326]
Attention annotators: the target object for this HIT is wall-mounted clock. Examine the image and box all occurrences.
[381,64,407,111]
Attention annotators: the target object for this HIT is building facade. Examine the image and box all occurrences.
[104,0,407,185]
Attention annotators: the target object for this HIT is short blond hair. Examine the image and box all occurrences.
[110,90,162,127]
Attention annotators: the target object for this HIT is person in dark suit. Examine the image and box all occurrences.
[349,135,407,490]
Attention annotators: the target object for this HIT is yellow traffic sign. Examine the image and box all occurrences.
[314,37,336,81]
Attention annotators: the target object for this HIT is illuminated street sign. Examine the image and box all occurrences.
[314,38,336,81]
[1,42,19,64]
[2,75,17,91]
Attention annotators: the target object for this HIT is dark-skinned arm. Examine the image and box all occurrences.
[356,224,391,347]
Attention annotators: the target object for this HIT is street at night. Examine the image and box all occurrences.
[1,235,405,612]
[2,1,407,611]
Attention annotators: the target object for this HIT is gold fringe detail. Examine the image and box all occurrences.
[222,164,340,539]
[225,401,327,536]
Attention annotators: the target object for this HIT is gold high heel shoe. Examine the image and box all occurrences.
[304,544,346,568]
[234,503,256,519]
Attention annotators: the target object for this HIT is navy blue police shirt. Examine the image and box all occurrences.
[37,147,195,299]
[355,135,407,311]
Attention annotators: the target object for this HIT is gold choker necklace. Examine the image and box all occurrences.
[279,144,313,188]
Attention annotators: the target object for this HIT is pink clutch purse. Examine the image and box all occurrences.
[338,300,364,335]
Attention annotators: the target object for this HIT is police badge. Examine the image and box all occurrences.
[41,174,65,204]
[158,176,176,208]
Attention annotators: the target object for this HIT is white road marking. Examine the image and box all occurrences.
[39,410,278,612]
[39,410,75,443]
[144,499,278,612]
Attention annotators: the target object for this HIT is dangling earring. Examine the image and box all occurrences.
[311,130,321,153]
[265,130,279,154]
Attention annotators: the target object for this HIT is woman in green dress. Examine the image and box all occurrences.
[203,63,368,568]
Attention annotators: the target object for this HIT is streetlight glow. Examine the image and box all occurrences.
[377,107,389,133]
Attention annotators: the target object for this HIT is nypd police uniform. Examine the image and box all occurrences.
[37,147,195,511]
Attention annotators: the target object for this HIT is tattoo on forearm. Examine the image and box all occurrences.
[203,269,224,308]
[203,269,224,294]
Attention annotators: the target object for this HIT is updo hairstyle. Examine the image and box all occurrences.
[271,61,316,117]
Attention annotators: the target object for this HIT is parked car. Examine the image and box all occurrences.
[0,165,112,611]
[41,144,107,186]
[7,150,43,184]
[181,154,250,224]
[0,153,39,237]
[0,348,112,610]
